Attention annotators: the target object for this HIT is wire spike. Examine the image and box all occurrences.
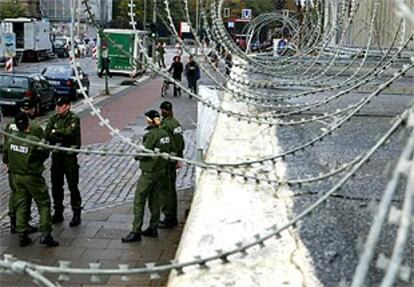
[118,264,129,281]
[194,256,209,269]
[254,234,265,248]
[170,260,185,275]
[145,263,161,280]
[215,249,230,264]
[235,242,248,256]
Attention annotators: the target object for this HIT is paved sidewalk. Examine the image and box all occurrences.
[0,188,193,286]
[0,75,197,286]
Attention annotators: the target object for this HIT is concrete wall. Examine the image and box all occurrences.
[168,59,321,287]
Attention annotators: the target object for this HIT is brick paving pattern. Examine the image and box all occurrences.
[0,76,197,286]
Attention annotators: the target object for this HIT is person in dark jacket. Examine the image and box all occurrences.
[122,110,171,243]
[225,50,233,76]
[3,113,59,247]
[185,55,200,98]
[156,42,166,69]
[168,55,184,97]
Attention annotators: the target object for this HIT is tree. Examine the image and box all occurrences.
[0,0,26,19]
[111,0,189,35]
[112,0,142,29]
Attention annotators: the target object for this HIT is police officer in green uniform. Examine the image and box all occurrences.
[3,113,59,247]
[159,101,185,228]
[45,96,82,227]
[2,99,43,234]
[122,110,171,243]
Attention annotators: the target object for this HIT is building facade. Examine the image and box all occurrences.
[38,0,112,38]
[40,0,112,23]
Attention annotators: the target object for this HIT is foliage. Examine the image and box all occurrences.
[111,0,298,33]
[0,0,26,19]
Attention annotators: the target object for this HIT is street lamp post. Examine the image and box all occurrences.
[77,0,81,39]
[195,0,199,54]
[144,0,147,30]
[152,0,156,64]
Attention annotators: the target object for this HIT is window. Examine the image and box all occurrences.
[0,76,29,89]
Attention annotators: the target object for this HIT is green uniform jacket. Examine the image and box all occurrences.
[136,126,171,172]
[3,131,49,175]
[2,119,44,164]
[156,46,166,56]
[161,117,185,157]
[45,111,81,152]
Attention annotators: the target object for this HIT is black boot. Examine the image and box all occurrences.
[141,228,158,237]
[52,207,64,224]
[19,234,32,247]
[39,233,59,247]
[10,216,16,234]
[69,209,81,227]
[121,232,141,243]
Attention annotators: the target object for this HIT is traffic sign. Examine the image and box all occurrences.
[4,33,16,58]
[224,8,230,18]
[241,9,252,19]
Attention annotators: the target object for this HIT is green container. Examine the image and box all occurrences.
[98,29,148,77]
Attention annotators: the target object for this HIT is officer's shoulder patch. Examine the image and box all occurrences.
[9,124,18,131]
[173,126,183,134]
[160,137,170,144]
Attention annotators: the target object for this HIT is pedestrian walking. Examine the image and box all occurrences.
[3,113,59,247]
[175,42,183,56]
[167,55,184,97]
[225,50,233,76]
[185,55,201,98]
[156,42,166,69]
[3,99,43,234]
[98,44,111,78]
[159,101,185,228]
[122,110,171,243]
[45,96,82,227]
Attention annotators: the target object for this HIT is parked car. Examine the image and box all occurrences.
[250,41,271,52]
[0,73,55,115]
[41,64,90,101]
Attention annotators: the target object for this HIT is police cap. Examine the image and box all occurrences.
[145,109,160,120]
[160,101,173,111]
[56,96,71,106]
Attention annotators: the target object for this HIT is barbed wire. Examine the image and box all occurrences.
[0,92,408,286]
[351,110,414,287]
[1,1,413,286]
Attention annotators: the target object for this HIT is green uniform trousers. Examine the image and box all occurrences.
[132,169,167,233]
[161,162,178,222]
[14,173,52,235]
[51,154,82,211]
[8,173,33,219]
